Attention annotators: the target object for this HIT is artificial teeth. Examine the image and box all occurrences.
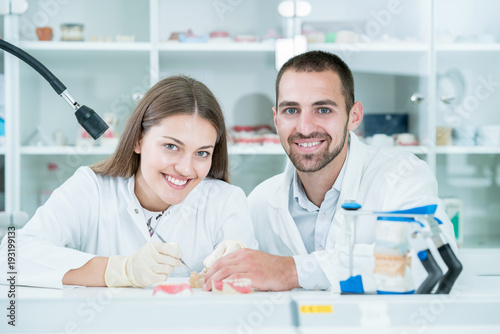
[167,175,188,186]
[298,142,320,147]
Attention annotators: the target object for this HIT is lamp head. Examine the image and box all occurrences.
[75,105,109,140]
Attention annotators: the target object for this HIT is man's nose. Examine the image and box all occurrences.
[296,111,316,136]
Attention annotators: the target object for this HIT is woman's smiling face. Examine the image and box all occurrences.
[134,113,217,211]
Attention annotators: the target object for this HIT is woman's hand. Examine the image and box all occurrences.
[105,242,182,288]
[203,240,247,268]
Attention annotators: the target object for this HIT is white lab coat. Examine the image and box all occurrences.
[0,167,257,289]
[248,132,457,292]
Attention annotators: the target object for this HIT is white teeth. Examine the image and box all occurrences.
[298,141,321,148]
[167,175,188,186]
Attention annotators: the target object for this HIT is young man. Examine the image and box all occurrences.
[203,51,456,292]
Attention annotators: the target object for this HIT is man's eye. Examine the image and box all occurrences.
[196,151,209,158]
[284,108,298,115]
[165,144,178,150]
[318,107,330,114]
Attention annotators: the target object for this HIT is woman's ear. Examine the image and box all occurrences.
[133,136,142,154]
[348,101,364,131]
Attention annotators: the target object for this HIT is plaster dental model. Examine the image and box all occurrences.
[208,31,231,43]
[373,218,415,293]
[153,283,192,296]
[189,267,208,289]
[212,278,252,295]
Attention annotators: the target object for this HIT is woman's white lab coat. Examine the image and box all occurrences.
[248,132,457,292]
[0,167,257,289]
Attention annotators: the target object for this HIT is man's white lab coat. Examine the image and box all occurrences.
[0,167,257,289]
[248,132,456,292]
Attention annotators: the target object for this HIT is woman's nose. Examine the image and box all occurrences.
[174,153,195,176]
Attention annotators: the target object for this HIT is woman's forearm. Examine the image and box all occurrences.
[62,257,109,286]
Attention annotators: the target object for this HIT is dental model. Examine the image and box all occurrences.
[153,283,192,296]
[212,278,252,294]
[189,267,208,288]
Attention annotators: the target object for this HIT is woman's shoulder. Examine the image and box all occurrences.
[197,178,245,195]
[186,178,246,205]
[63,166,131,195]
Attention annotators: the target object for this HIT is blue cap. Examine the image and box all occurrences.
[418,250,428,261]
[341,202,362,211]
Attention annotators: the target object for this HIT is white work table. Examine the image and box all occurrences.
[1,249,499,334]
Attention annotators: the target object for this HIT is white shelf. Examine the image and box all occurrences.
[19,41,151,52]
[18,144,427,156]
[436,146,500,154]
[391,145,429,154]
[158,42,275,52]
[20,144,286,156]
[228,144,428,155]
[20,146,115,155]
[229,144,285,155]
[309,42,429,53]
[437,43,500,52]
[461,236,500,249]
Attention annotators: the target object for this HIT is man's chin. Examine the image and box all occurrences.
[289,156,323,173]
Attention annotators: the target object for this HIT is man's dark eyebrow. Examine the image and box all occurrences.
[162,136,214,150]
[312,99,338,107]
[278,100,339,109]
[278,101,300,108]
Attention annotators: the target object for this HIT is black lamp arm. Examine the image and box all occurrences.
[0,38,109,140]
[0,38,66,94]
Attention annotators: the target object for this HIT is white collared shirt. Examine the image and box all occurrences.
[290,147,349,289]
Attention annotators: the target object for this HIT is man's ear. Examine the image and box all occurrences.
[348,101,363,131]
[272,107,278,132]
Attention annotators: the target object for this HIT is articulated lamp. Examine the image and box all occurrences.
[0,38,108,139]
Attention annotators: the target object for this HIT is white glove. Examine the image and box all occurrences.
[203,240,247,268]
[105,242,182,288]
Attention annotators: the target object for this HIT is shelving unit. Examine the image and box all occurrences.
[310,42,429,52]
[19,41,152,51]
[20,146,116,155]
[436,146,500,154]
[1,0,499,248]
[437,43,500,52]
[159,43,276,52]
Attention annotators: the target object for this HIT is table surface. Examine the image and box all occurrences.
[1,249,499,334]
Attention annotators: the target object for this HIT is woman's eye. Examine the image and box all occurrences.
[284,108,298,115]
[196,151,209,158]
[318,107,330,114]
[165,144,178,151]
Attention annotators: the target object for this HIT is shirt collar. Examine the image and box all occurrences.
[292,144,350,210]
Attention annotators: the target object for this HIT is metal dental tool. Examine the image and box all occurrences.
[153,229,194,273]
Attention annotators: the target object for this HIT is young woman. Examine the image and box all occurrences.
[0,76,257,288]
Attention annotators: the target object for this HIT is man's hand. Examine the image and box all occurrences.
[202,249,300,291]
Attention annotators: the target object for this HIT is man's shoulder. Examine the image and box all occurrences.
[361,144,429,173]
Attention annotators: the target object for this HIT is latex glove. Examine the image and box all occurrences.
[105,242,182,288]
[203,240,247,268]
